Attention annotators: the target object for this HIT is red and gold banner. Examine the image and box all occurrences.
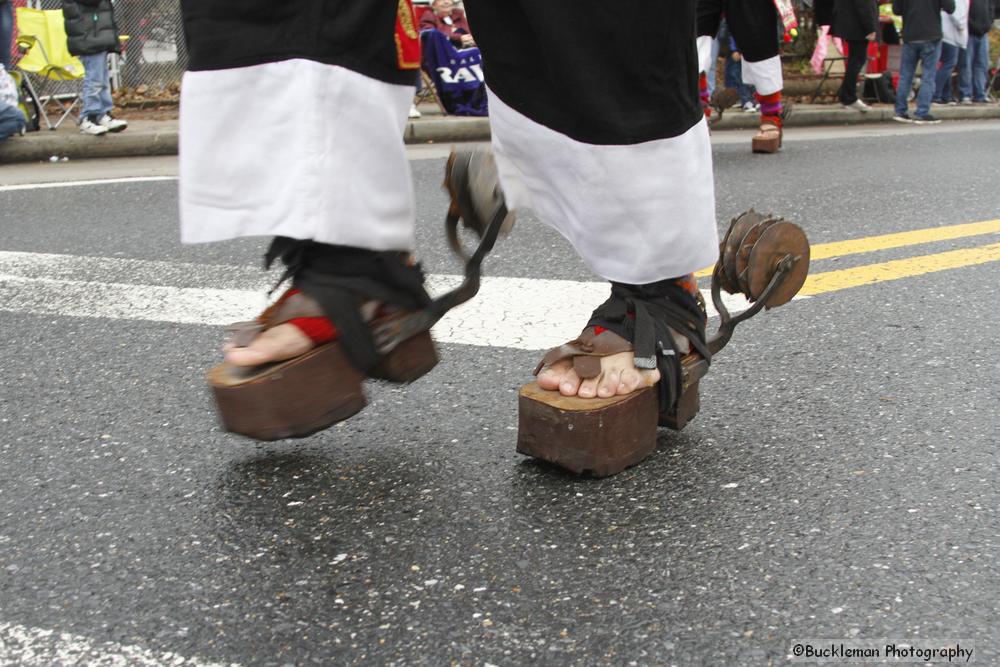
[395,0,421,70]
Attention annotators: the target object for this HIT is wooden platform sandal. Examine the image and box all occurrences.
[209,150,513,441]
[751,122,782,153]
[439,151,811,477]
[517,210,811,477]
[752,102,793,154]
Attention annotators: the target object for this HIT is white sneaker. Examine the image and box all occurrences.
[843,99,871,112]
[959,97,973,105]
[79,116,109,136]
[408,105,422,119]
[98,113,128,133]
[741,101,757,113]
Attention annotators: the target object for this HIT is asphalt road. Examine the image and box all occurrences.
[1,122,999,666]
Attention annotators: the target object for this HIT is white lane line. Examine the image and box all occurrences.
[0,176,177,192]
[0,622,239,667]
[0,251,781,351]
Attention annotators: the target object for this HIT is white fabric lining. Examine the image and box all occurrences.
[487,89,719,285]
[179,59,416,251]
[697,35,715,74]
[741,55,784,96]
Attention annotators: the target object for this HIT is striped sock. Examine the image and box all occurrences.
[755,91,783,126]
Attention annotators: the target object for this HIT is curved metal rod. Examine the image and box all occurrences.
[707,254,797,355]
[373,201,509,354]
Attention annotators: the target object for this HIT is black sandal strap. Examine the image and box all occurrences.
[261,201,508,373]
[588,279,710,414]
[264,238,431,372]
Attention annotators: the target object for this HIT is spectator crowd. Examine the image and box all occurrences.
[0,0,997,146]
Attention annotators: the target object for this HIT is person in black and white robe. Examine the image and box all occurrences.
[697,0,788,153]
[179,0,718,423]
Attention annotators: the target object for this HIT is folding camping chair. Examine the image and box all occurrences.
[14,7,85,130]
[414,69,446,115]
[810,55,847,103]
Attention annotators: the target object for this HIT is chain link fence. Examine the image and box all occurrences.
[31,0,186,93]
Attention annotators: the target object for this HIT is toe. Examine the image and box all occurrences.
[558,367,582,396]
[617,366,659,395]
[537,360,572,391]
[617,367,641,395]
[577,374,600,398]
[597,369,621,398]
[225,324,312,367]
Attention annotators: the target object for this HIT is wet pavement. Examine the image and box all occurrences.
[1,122,999,666]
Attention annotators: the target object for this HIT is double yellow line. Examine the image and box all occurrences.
[697,218,1000,296]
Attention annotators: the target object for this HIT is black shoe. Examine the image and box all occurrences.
[892,112,913,123]
[913,114,942,125]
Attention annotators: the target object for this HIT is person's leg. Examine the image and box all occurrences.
[725,0,784,150]
[915,41,942,117]
[956,46,972,101]
[895,42,919,117]
[96,52,114,117]
[465,0,718,397]
[934,42,958,102]
[725,55,753,106]
[839,40,868,105]
[0,2,13,71]
[180,1,425,376]
[0,103,25,140]
[79,53,107,121]
[970,34,990,101]
[741,55,784,150]
[697,1,724,119]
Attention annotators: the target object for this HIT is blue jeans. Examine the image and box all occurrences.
[967,34,991,101]
[956,45,972,100]
[0,102,25,141]
[0,2,13,71]
[895,40,942,117]
[80,52,113,119]
[934,42,966,102]
[724,56,754,105]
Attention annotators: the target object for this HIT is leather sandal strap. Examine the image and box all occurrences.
[262,238,432,373]
[226,291,326,348]
[533,327,634,379]
[534,280,710,414]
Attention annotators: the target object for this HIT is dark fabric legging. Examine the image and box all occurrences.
[839,39,869,105]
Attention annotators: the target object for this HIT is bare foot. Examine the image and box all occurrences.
[224,323,313,367]
[536,351,660,399]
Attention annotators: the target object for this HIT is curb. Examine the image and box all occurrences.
[715,103,1000,129]
[0,127,178,164]
[2,105,999,165]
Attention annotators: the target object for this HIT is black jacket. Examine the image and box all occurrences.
[62,0,121,56]
[968,0,995,35]
[891,0,956,41]
[832,0,879,40]
[814,0,835,26]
